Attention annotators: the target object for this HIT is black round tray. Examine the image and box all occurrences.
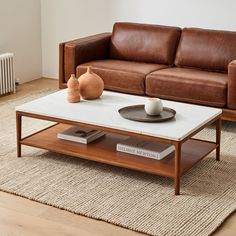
[118,104,176,122]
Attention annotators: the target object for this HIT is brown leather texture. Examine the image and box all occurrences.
[222,108,236,122]
[175,28,236,72]
[63,33,111,82]
[76,60,168,95]
[228,60,236,109]
[109,22,181,65]
[59,42,65,88]
[146,67,227,107]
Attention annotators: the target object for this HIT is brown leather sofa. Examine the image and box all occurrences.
[59,22,236,121]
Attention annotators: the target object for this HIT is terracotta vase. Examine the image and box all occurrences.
[78,66,104,100]
[67,74,80,103]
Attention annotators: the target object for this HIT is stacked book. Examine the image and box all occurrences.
[58,126,105,144]
[117,137,174,160]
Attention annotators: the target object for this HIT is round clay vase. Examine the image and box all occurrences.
[78,66,104,100]
[67,74,80,103]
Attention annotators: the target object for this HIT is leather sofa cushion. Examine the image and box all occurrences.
[76,59,168,95]
[146,67,227,107]
[175,28,236,72]
[109,22,181,65]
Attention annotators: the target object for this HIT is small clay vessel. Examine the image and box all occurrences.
[67,74,80,103]
[78,66,104,100]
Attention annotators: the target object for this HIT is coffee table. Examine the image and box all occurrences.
[15,90,222,195]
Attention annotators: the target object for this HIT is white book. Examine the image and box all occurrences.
[58,126,105,144]
[117,137,174,160]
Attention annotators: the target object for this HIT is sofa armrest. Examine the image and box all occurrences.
[228,60,236,109]
[59,33,111,88]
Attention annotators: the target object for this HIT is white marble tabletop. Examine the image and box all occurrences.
[16,90,222,141]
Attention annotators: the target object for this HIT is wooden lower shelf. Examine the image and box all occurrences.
[21,124,217,178]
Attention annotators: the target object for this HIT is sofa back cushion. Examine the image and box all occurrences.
[175,28,236,72]
[109,22,181,65]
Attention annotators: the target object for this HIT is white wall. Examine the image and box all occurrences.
[110,0,236,30]
[41,0,113,79]
[41,0,236,79]
[0,0,42,83]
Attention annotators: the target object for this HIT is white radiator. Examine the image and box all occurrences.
[0,53,16,95]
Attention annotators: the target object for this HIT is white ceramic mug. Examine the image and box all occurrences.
[144,98,163,116]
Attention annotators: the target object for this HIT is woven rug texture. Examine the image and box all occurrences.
[0,88,236,236]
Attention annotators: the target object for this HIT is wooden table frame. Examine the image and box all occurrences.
[16,111,221,195]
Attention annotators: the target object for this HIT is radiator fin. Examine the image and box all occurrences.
[0,53,15,95]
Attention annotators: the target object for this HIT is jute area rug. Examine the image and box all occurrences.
[0,88,236,236]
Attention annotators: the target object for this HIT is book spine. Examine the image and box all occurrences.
[57,132,104,144]
[117,144,160,160]
[58,134,87,143]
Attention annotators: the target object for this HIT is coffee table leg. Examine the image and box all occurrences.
[174,142,181,195]
[216,118,221,161]
[16,112,22,157]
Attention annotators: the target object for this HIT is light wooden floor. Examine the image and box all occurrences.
[0,78,235,236]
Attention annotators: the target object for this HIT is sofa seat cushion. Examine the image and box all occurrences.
[77,59,168,95]
[146,67,227,107]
